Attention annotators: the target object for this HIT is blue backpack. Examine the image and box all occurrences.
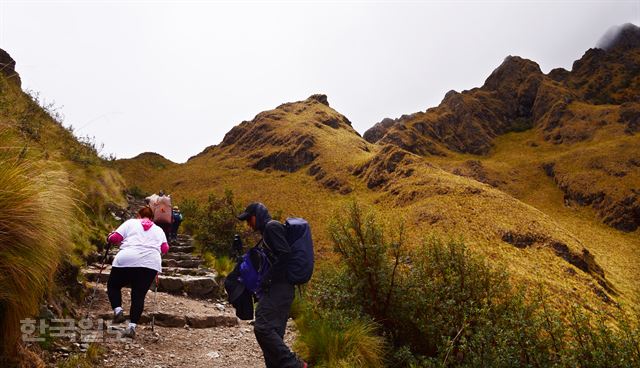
[238,246,271,295]
[238,218,314,294]
[284,218,314,285]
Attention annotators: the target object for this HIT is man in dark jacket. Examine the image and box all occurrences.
[237,202,306,368]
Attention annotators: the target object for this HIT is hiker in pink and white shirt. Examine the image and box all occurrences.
[106,206,169,339]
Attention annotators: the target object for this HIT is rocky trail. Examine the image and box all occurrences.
[72,220,297,367]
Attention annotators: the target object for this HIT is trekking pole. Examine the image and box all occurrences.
[152,273,159,332]
[86,243,111,318]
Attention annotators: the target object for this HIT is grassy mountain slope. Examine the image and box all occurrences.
[0,49,127,363]
[116,96,633,316]
[369,24,640,235]
[0,56,126,224]
[115,24,640,315]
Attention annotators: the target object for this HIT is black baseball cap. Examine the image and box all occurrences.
[237,202,260,221]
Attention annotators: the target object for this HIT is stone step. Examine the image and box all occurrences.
[171,237,193,245]
[176,234,192,241]
[162,258,203,269]
[83,269,220,299]
[157,275,219,299]
[168,245,195,254]
[97,312,237,329]
[163,267,213,277]
[164,252,200,261]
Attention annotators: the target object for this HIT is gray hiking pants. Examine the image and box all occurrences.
[254,282,301,368]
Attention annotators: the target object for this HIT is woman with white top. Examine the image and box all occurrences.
[106,206,169,338]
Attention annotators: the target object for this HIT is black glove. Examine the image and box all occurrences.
[232,234,243,256]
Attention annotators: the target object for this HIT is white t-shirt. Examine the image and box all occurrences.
[112,219,166,273]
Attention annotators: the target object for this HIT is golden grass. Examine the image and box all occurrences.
[56,344,103,368]
[0,73,128,361]
[294,315,385,368]
[116,95,639,316]
[0,156,75,358]
[427,121,640,312]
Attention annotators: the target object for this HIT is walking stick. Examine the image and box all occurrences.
[86,243,111,318]
[152,273,159,332]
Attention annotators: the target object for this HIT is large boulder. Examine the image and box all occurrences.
[186,314,238,328]
[157,276,185,293]
[184,277,218,298]
[0,49,21,87]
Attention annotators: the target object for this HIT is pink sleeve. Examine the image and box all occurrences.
[161,242,169,255]
[108,232,124,244]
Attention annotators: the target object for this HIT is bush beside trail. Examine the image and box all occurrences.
[294,202,640,367]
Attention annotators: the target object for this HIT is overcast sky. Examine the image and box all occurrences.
[1,0,638,162]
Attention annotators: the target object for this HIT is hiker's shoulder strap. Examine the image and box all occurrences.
[262,220,288,255]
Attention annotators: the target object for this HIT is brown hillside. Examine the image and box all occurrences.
[0,49,126,215]
[366,24,640,233]
[115,24,640,316]
[114,152,177,194]
[117,92,635,315]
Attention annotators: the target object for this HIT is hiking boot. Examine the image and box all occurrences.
[121,326,136,339]
[113,310,126,324]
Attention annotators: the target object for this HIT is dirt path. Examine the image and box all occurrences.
[75,231,297,368]
[83,286,297,368]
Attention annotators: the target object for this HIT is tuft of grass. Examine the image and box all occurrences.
[294,304,385,368]
[0,156,75,358]
[203,252,236,278]
[56,344,103,368]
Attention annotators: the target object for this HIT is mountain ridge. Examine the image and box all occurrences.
[111,24,640,314]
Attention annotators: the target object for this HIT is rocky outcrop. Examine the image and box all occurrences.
[597,23,640,52]
[567,24,640,105]
[367,24,638,159]
[0,49,21,87]
[352,145,416,189]
[451,160,505,188]
[364,118,398,143]
[251,134,318,172]
[500,229,615,302]
[307,164,352,194]
[543,159,640,232]
[218,94,358,172]
[619,102,640,134]
[376,56,545,156]
[307,93,330,106]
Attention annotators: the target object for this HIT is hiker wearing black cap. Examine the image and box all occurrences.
[237,202,307,368]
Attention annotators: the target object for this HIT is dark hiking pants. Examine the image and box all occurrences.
[254,282,301,368]
[107,266,157,324]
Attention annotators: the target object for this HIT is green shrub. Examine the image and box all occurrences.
[328,201,406,326]
[312,201,640,367]
[180,190,244,256]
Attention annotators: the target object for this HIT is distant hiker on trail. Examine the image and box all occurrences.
[170,206,183,242]
[236,202,308,368]
[145,190,173,240]
[106,206,169,339]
